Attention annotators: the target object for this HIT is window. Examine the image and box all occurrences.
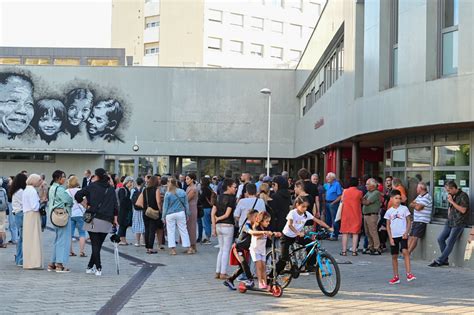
[229,13,244,27]
[270,46,283,60]
[407,147,431,167]
[208,9,223,23]
[250,43,264,57]
[433,170,469,219]
[145,47,159,55]
[440,0,459,76]
[251,17,264,30]
[208,37,222,51]
[24,58,50,65]
[229,40,243,54]
[268,0,283,8]
[289,49,301,61]
[53,58,80,66]
[289,24,303,37]
[271,20,283,33]
[392,149,406,167]
[145,21,160,28]
[434,145,470,166]
[0,57,21,65]
[288,0,303,11]
[0,153,55,162]
[390,0,399,87]
[87,59,119,66]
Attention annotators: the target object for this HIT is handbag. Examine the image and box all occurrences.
[144,189,160,220]
[50,187,70,228]
[83,187,108,224]
[334,192,344,223]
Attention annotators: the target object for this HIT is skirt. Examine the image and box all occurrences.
[23,211,43,269]
[132,209,145,234]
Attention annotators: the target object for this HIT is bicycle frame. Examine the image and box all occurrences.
[290,237,333,277]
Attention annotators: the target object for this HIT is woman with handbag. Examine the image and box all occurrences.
[75,168,118,276]
[131,177,145,247]
[162,178,192,256]
[185,173,198,253]
[339,177,363,256]
[135,175,162,254]
[22,174,44,270]
[48,170,73,273]
[117,176,134,245]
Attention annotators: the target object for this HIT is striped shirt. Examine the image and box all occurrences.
[413,193,432,224]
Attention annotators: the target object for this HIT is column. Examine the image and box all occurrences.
[351,141,360,178]
[314,155,319,175]
[335,148,341,179]
[307,157,312,172]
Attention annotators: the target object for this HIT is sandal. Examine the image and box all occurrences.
[352,251,358,256]
[339,251,347,256]
[69,252,77,257]
[170,249,177,256]
[80,252,87,257]
[55,264,71,273]
[47,263,56,272]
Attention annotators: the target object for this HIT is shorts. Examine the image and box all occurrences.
[0,211,6,233]
[250,251,266,262]
[71,216,86,238]
[390,237,408,255]
[409,222,427,238]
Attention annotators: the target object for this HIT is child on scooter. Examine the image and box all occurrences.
[274,196,333,277]
[224,210,258,290]
[250,211,274,290]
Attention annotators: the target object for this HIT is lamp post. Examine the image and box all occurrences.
[260,88,271,176]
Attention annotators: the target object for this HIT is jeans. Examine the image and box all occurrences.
[71,216,86,238]
[51,220,71,265]
[216,224,234,274]
[436,223,464,264]
[14,211,23,265]
[166,211,191,248]
[325,202,340,239]
[203,208,212,239]
[88,232,107,270]
[8,204,18,243]
[143,214,160,250]
[197,216,203,241]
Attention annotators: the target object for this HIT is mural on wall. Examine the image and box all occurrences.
[0,71,127,143]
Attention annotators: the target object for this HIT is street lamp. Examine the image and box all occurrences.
[260,88,271,176]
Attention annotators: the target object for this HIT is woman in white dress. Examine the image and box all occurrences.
[22,174,43,270]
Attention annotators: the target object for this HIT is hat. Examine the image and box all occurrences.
[272,175,288,189]
[123,176,134,185]
[263,176,273,182]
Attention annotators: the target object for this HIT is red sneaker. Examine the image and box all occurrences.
[406,273,416,282]
[389,275,400,285]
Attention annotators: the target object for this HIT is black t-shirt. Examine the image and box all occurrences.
[304,181,319,203]
[216,193,236,225]
[199,186,213,208]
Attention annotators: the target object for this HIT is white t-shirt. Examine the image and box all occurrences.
[67,188,86,217]
[283,209,314,238]
[413,193,432,224]
[234,197,266,227]
[12,189,24,214]
[384,205,411,238]
[250,229,268,256]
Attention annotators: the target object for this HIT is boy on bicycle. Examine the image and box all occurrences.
[274,196,332,276]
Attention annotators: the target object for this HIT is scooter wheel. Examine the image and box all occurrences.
[272,284,283,297]
[238,282,247,293]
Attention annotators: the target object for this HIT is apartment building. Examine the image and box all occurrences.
[111,0,325,68]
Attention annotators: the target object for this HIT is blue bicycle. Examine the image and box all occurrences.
[266,230,341,297]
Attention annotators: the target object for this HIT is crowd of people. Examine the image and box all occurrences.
[0,167,472,285]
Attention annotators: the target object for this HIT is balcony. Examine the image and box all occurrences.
[144,27,160,43]
[144,0,160,17]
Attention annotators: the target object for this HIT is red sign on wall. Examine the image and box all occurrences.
[314,118,324,130]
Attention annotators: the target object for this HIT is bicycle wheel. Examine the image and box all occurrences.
[265,249,293,289]
[315,251,340,297]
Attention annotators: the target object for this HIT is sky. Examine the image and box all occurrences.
[0,0,112,48]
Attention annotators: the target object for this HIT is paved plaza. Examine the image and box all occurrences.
[1,229,473,315]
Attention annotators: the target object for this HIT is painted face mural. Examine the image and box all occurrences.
[0,71,127,143]
[0,74,34,136]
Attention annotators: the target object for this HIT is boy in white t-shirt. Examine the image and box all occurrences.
[384,189,415,285]
[274,196,332,276]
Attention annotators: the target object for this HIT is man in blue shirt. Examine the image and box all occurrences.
[324,172,343,240]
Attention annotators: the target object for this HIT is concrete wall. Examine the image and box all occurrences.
[412,225,473,268]
[0,65,297,159]
[0,154,103,180]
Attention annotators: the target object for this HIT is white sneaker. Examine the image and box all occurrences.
[214,244,220,248]
[95,269,102,276]
[86,267,96,274]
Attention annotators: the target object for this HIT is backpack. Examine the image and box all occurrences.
[0,188,7,211]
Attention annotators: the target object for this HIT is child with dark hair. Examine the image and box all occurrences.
[86,99,123,142]
[32,99,67,144]
[65,88,93,138]
[250,211,273,290]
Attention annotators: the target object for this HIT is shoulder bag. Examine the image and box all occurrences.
[334,192,344,223]
[145,188,161,220]
[83,187,108,224]
[50,186,69,228]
